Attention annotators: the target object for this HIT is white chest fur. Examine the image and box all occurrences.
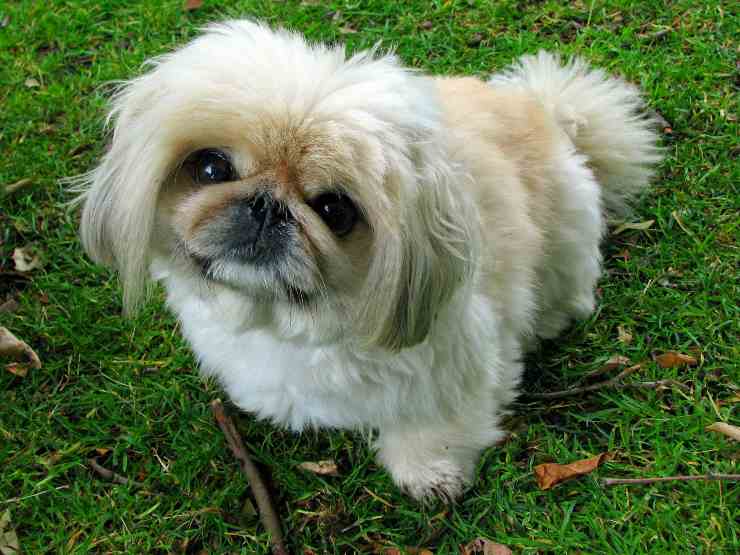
[162,271,505,432]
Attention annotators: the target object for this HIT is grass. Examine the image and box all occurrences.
[1,0,738,552]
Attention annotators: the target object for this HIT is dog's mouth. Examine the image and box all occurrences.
[188,251,314,306]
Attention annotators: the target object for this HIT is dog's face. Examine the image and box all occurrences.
[162,114,376,309]
[78,20,476,350]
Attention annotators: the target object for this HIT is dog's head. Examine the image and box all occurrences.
[78,20,476,350]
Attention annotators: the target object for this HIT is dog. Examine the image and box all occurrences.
[74,20,661,501]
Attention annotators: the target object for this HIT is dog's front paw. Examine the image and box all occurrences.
[382,455,472,503]
[399,459,470,503]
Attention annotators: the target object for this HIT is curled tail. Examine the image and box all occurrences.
[489,51,663,214]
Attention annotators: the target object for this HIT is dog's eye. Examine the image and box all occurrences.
[308,193,358,237]
[189,149,236,184]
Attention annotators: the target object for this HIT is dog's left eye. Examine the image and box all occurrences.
[308,193,358,237]
[188,149,236,184]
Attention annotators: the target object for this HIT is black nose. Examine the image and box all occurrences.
[226,194,293,263]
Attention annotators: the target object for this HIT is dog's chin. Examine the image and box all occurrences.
[190,254,315,307]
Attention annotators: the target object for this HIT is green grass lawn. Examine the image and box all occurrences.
[1,0,738,552]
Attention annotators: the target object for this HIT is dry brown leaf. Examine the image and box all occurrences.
[0,298,20,314]
[24,77,40,88]
[467,33,485,47]
[338,25,357,34]
[617,325,633,345]
[718,394,740,406]
[94,447,111,456]
[12,246,44,272]
[655,352,697,368]
[297,460,339,476]
[4,178,32,194]
[706,422,740,442]
[612,219,654,235]
[183,0,203,11]
[5,363,28,378]
[534,452,611,490]
[0,327,42,370]
[461,538,512,555]
[380,549,433,555]
[0,510,20,555]
[65,530,84,552]
[586,355,631,378]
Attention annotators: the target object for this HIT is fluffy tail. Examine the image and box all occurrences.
[489,51,663,214]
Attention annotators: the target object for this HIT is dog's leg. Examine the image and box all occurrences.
[375,401,504,502]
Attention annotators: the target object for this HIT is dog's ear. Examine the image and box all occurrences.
[361,146,478,351]
[73,76,173,313]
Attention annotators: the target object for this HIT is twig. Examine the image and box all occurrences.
[529,364,643,399]
[602,474,740,487]
[210,399,288,555]
[1,485,69,504]
[620,379,691,392]
[88,458,144,488]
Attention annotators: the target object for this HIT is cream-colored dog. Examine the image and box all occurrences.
[75,20,661,501]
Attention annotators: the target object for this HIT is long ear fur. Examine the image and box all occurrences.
[71,73,173,313]
[366,145,478,351]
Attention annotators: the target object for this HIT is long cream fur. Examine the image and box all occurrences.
[73,20,661,501]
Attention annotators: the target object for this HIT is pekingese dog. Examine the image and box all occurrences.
[75,20,661,501]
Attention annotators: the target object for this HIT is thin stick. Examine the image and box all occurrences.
[210,399,288,555]
[88,458,144,488]
[1,485,70,504]
[620,379,691,392]
[602,474,740,486]
[529,364,643,399]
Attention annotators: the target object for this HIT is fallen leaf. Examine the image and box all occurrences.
[585,355,631,378]
[655,352,697,368]
[66,529,84,552]
[94,447,111,456]
[718,394,740,406]
[461,538,512,555]
[298,460,340,476]
[0,510,20,555]
[467,33,484,47]
[0,327,42,369]
[0,298,19,314]
[12,246,44,272]
[420,20,434,30]
[534,453,611,490]
[24,77,40,88]
[612,219,654,235]
[706,422,740,442]
[380,549,433,555]
[0,15,10,28]
[617,325,633,345]
[183,0,203,11]
[339,25,357,34]
[4,178,32,194]
[5,363,28,378]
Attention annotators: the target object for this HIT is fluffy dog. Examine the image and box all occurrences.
[75,20,661,501]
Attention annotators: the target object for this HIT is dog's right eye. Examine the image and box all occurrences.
[188,149,236,184]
